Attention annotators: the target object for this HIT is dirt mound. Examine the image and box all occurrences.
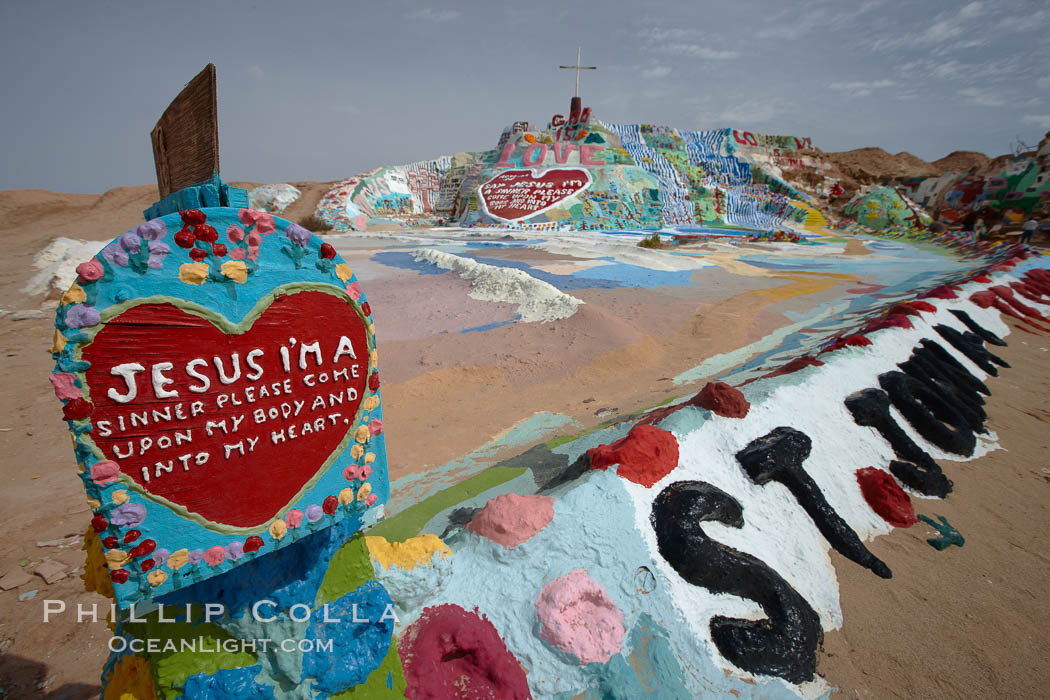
[825,148,939,182]
[932,151,991,173]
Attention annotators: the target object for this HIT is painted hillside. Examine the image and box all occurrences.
[314,115,850,233]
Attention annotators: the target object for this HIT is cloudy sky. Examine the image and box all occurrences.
[2,0,1048,193]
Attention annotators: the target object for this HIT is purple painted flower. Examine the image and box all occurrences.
[148,240,170,256]
[224,541,245,561]
[152,548,170,566]
[65,304,101,328]
[135,220,167,240]
[101,243,129,267]
[147,256,165,270]
[285,223,311,247]
[109,502,147,527]
[188,549,204,564]
[118,232,141,254]
[305,504,324,523]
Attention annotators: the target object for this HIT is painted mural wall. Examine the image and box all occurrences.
[314,116,839,232]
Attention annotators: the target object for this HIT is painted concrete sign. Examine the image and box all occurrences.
[478,168,592,221]
[51,207,387,606]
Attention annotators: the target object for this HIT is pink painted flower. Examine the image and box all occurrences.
[226,225,245,243]
[76,259,104,281]
[254,213,276,235]
[346,282,362,301]
[247,246,260,261]
[365,494,378,506]
[204,545,225,566]
[90,460,120,485]
[229,247,246,261]
[247,231,262,246]
[49,373,80,400]
[285,509,304,529]
[342,465,360,481]
[368,418,383,436]
[359,464,373,481]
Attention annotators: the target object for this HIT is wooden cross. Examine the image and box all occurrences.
[559,47,596,98]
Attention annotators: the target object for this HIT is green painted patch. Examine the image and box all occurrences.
[330,632,407,698]
[316,534,375,605]
[122,607,256,700]
[366,466,526,543]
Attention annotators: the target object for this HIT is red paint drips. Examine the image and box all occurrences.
[856,467,917,527]
[587,424,680,488]
[694,381,750,418]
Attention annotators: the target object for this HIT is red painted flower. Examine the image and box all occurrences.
[361,302,371,317]
[180,209,207,226]
[174,228,196,249]
[369,372,380,392]
[320,243,336,260]
[212,243,228,257]
[323,495,338,515]
[141,558,155,572]
[243,535,264,553]
[189,248,208,262]
[62,397,94,421]
[195,224,219,243]
[110,569,130,584]
[91,514,107,532]
[102,536,119,549]
[123,530,141,544]
[130,539,156,558]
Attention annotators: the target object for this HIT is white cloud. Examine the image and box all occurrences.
[1022,114,1050,129]
[698,97,794,127]
[655,43,739,60]
[640,27,739,59]
[1037,75,1050,90]
[640,65,672,79]
[828,79,896,97]
[958,87,1006,106]
[405,7,460,22]
[756,24,808,40]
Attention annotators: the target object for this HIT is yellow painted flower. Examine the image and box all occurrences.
[112,489,129,505]
[350,444,364,459]
[104,549,130,570]
[363,395,379,411]
[61,283,86,306]
[167,549,189,571]
[147,570,168,587]
[356,482,372,501]
[364,452,376,465]
[370,349,378,370]
[87,497,101,510]
[220,260,248,284]
[354,425,370,444]
[269,519,287,541]
[336,264,353,282]
[178,262,210,285]
[51,329,66,354]
[338,487,355,505]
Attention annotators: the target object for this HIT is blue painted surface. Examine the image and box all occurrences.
[181,664,274,699]
[371,251,446,275]
[462,320,516,333]
[302,581,395,693]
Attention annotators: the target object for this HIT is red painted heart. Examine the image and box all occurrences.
[82,289,369,528]
[479,168,591,221]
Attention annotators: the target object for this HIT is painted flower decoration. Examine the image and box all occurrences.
[76,259,105,282]
[286,224,311,247]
